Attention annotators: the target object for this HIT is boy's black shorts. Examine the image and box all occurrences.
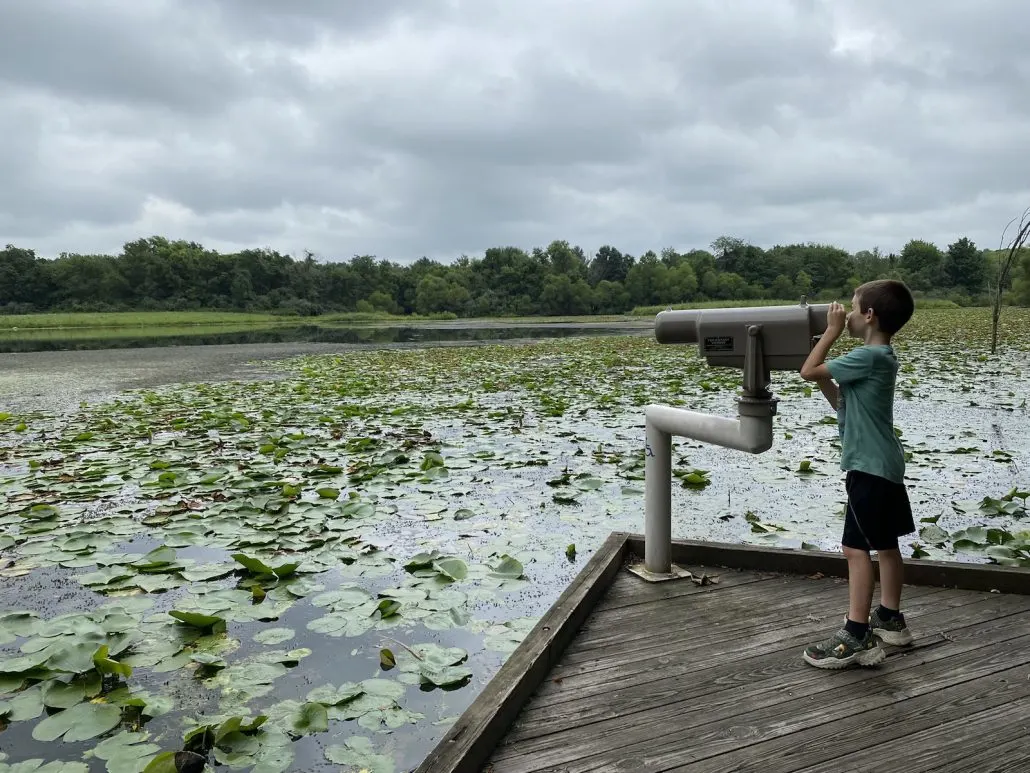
[842,470,915,551]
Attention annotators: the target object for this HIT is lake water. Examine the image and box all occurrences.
[1,317,1027,772]
[0,322,651,414]
[0,321,652,354]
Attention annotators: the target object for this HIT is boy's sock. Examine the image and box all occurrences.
[844,618,869,639]
[876,605,901,621]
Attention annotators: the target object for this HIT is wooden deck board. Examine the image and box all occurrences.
[486,568,1030,773]
[415,536,1030,773]
[719,667,1030,773]
[544,585,955,683]
[489,595,1030,771]
[507,585,1008,737]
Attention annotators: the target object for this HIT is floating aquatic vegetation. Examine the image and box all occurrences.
[0,308,1027,770]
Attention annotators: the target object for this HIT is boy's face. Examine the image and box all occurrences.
[846,292,872,338]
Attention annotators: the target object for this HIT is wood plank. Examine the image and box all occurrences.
[412,531,629,773]
[505,586,1004,741]
[783,690,1030,773]
[903,706,1030,773]
[594,566,773,611]
[420,535,1030,773]
[565,629,1030,773]
[487,602,1030,772]
[665,661,1030,772]
[548,583,951,677]
[574,575,846,650]
[638,537,1030,594]
[584,572,844,635]
[504,589,1028,745]
[532,584,981,704]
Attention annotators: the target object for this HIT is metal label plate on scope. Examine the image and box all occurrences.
[703,335,734,353]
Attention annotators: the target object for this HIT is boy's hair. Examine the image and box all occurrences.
[855,279,914,335]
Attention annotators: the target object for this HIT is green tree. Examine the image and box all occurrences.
[1012,249,1030,306]
[592,280,630,314]
[589,245,634,285]
[539,275,593,315]
[0,246,48,308]
[666,262,699,303]
[898,239,945,291]
[546,240,589,280]
[367,291,401,315]
[770,274,796,299]
[4,230,1022,320]
[415,276,470,315]
[943,237,986,294]
[795,270,813,298]
[230,271,254,308]
[623,253,667,306]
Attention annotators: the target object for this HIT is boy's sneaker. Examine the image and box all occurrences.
[870,608,913,646]
[803,628,885,670]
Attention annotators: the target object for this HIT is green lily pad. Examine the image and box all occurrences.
[0,761,89,772]
[253,628,295,646]
[231,553,300,579]
[42,680,86,710]
[395,643,473,688]
[89,731,162,773]
[325,736,395,773]
[431,557,468,582]
[168,611,227,634]
[32,701,123,743]
[489,555,525,579]
[0,611,39,644]
[289,702,329,735]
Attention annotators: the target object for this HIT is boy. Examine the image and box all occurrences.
[798,279,916,669]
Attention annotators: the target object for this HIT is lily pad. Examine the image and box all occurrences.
[289,702,329,735]
[253,628,295,646]
[168,611,227,634]
[489,555,525,579]
[395,643,473,689]
[32,701,123,743]
[325,736,395,772]
[89,731,162,773]
[231,553,300,579]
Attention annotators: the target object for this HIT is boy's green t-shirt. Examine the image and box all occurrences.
[825,344,905,484]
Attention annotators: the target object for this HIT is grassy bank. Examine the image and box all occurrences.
[0,311,284,330]
[0,300,995,333]
[0,310,643,332]
[0,310,465,331]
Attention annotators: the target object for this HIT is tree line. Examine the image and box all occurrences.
[1,235,1028,317]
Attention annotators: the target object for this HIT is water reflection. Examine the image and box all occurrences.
[0,324,647,353]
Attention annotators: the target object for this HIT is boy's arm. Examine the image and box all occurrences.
[815,378,839,410]
[800,302,847,382]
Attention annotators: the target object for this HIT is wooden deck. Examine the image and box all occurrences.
[416,533,1030,773]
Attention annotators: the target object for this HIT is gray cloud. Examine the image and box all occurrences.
[2,0,1029,262]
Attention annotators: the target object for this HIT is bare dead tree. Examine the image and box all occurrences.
[992,207,1030,354]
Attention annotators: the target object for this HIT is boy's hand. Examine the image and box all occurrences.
[800,301,847,382]
[826,301,847,337]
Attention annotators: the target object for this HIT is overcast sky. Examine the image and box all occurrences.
[3,1,1029,264]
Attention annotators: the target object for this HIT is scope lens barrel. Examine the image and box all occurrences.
[654,310,701,344]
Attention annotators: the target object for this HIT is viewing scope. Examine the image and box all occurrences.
[638,297,831,579]
[653,298,831,399]
[654,298,831,372]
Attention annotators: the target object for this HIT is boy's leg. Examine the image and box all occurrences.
[845,546,875,625]
[871,547,913,645]
[868,477,915,645]
[802,474,884,669]
[877,548,904,610]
